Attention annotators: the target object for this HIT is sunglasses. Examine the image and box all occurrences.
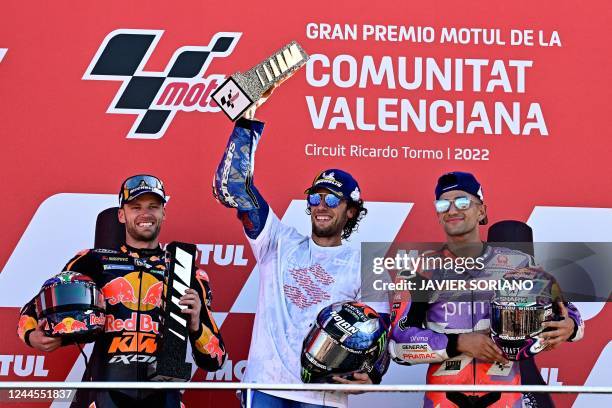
[307,193,342,209]
[123,175,163,190]
[120,175,165,204]
[434,196,480,213]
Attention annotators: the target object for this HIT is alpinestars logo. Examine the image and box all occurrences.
[83,29,241,139]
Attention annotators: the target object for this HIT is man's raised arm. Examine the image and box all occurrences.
[213,118,269,239]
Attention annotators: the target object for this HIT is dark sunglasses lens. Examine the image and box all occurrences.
[308,194,322,206]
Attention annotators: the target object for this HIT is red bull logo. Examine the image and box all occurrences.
[203,336,224,366]
[105,312,159,334]
[52,317,88,334]
[142,281,163,307]
[196,268,209,282]
[101,273,163,311]
[18,316,37,339]
[72,320,88,330]
[195,327,225,366]
[102,277,137,305]
[89,314,106,326]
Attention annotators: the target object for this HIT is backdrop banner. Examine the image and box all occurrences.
[1,1,610,407]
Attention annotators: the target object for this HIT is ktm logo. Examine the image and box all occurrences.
[83,29,241,139]
[108,332,157,353]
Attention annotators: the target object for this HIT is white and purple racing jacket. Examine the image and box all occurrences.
[388,244,584,408]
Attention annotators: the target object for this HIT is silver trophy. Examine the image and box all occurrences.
[211,41,309,121]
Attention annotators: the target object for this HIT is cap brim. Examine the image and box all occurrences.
[124,190,166,204]
[305,185,344,197]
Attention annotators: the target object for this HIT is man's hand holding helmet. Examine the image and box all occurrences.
[539,302,576,350]
[28,320,62,352]
[457,331,509,365]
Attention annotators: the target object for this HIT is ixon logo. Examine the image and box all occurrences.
[83,29,241,139]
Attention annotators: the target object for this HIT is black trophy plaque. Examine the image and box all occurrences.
[149,241,195,381]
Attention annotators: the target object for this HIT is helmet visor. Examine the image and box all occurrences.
[36,283,105,316]
[491,302,550,339]
[303,326,364,373]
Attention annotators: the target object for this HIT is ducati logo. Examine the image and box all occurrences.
[83,29,241,139]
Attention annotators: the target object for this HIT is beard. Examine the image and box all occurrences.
[125,222,161,243]
[311,211,348,239]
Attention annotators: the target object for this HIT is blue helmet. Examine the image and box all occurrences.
[301,301,387,383]
[35,271,106,343]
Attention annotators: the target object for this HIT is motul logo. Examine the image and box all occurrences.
[197,244,248,266]
[204,359,247,381]
[0,355,48,377]
[83,29,241,139]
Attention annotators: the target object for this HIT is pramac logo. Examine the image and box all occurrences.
[83,29,241,139]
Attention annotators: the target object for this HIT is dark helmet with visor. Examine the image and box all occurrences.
[301,301,387,383]
[490,267,560,360]
[35,271,105,343]
[490,301,556,360]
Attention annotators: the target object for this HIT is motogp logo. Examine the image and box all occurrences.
[83,29,241,139]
